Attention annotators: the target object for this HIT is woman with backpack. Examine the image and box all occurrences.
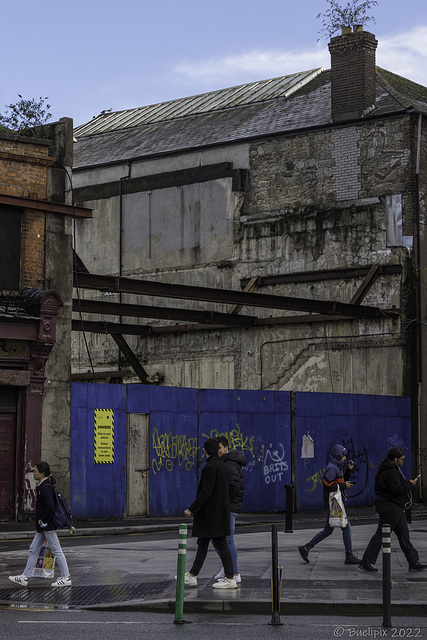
[8,461,72,588]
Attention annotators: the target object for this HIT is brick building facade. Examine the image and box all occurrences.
[0,119,91,520]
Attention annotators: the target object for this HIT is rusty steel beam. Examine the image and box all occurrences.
[110,334,148,383]
[72,298,258,326]
[0,193,92,218]
[72,313,362,337]
[73,272,398,319]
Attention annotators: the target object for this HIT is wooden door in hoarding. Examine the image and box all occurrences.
[126,413,149,516]
[0,414,15,520]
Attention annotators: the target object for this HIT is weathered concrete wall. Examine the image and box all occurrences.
[71,115,417,402]
[40,119,74,499]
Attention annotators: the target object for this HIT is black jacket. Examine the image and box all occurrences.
[35,478,56,532]
[188,455,230,538]
[220,450,247,513]
[374,459,412,509]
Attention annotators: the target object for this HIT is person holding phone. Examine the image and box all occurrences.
[358,446,426,572]
[298,444,360,565]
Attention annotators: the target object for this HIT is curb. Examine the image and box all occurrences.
[83,598,427,616]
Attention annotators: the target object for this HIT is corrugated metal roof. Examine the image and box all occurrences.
[73,69,325,138]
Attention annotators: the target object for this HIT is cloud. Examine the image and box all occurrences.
[173,25,427,90]
[173,46,330,88]
[377,26,427,86]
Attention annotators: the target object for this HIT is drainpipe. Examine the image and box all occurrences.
[118,162,132,369]
[416,113,423,498]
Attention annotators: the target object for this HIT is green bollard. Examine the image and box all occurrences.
[174,523,189,625]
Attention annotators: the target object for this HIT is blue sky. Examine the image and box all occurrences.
[1,0,427,128]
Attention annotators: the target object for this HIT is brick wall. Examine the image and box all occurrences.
[0,135,53,287]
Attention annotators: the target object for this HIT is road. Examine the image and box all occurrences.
[0,611,426,640]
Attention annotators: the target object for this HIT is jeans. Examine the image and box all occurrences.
[214,512,238,574]
[305,513,353,558]
[190,536,234,579]
[23,531,70,578]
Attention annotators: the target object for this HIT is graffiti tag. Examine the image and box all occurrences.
[151,428,198,474]
[306,468,326,493]
[202,423,255,459]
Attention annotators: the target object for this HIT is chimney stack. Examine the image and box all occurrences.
[328,27,378,122]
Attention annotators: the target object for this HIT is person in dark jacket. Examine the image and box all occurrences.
[358,446,426,572]
[183,438,237,589]
[213,436,247,584]
[298,444,360,565]
[8,461,71,587]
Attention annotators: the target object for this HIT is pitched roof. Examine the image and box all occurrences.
[73,67,427,170]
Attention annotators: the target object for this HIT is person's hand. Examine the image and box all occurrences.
[347,460,355,469]
[184,509,192,517]
[345,481,354,489]
[410,475,421,485]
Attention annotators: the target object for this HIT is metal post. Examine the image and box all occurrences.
[269,523,283,626]
[174,523,190,625]
[382,524,392,628]
[284,484,294,533]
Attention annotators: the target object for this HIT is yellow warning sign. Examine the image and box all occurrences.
[94,409,114,464]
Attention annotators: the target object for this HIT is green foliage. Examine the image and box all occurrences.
[317,0,379,39]
[0,94,52,135]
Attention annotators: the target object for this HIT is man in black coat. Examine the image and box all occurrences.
[213,436,247,584]
[183,438,237,589]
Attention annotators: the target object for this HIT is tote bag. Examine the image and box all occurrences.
[328,489,348,528]
[31,539,56,578]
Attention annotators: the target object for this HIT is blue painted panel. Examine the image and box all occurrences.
[71,383,127,519]
[127,384,151,413]
[199,389,239,413]
[149,410,198,516]
[198,391,292,513]
[295,392,411,512]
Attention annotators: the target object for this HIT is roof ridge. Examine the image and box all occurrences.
[73,68,325,138]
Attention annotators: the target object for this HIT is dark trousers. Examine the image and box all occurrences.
[362,501,419,567]
[189,536,234,579]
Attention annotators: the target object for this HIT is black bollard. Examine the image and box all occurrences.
[284,484,294,533]
[269,524,283,626]
[382,524,392,628]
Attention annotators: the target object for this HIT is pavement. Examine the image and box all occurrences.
[0,506,427,618]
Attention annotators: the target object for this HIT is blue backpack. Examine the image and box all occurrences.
[49,486,73,529]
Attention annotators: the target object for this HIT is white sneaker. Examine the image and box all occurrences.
[183,572,198,586]
[214,567,225,580]
[234,573,242,584]
[212,577,238,589]
[8,575,28,587]
[51,576,72,587]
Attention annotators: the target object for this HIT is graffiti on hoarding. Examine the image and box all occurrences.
[202,423,255,458]
[151,427,198,474]
[263,444,288,484]
[306,468,326,493]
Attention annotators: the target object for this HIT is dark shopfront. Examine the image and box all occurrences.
[0,290,62,520]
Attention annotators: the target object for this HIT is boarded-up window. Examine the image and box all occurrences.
[0,206,21,290]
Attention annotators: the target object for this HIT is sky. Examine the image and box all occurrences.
[1,0,427,128]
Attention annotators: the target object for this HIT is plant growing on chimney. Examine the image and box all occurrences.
[317,0,379,39]
[0,94,52,135]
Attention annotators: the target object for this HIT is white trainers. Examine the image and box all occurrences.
[234,573,242,584]
[212,577,238,589]
[8,575,28,587]
[51,576,72,587]
[183,572,198,586]
[214,567,225,580]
